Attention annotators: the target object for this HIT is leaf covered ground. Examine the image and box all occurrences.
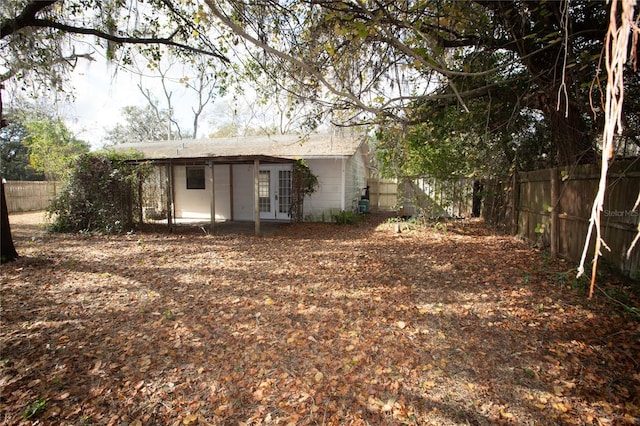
[1,212,639,425]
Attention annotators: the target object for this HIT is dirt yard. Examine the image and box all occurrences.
[1,213,639,425]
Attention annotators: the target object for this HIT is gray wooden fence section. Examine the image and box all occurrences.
[367,176,474,216]
[403,177,473,218]
[367,177,398,212]
[512,160,639,278]
[4,181,61,213]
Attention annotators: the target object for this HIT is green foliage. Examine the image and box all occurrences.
[569,274,590,291]
[290,159,319,223]
[534,223,546,234]
[375,124,474,181]
[23,119,89,181]
[0,120,44,180]
[1,103,86,181]
[22,397,46,419]
[48,151,150,234]
[374,84,556,184]
[293,159,319,197]
[332,210,363,225]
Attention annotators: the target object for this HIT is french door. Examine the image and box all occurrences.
[258,165,292,220]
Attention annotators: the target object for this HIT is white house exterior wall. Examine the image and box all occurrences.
[173,164,232,220]
[232,164,255,221]
[344,145,369,211]
[303,158,347,219]
[300,150,368,220]
[213,165,232,220]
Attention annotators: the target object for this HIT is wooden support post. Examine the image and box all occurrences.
[511,171,519,235]
[254,159,261,236]
[210,161,215,234]
[550,167,559,258]
[166,162,174,232]
[137,172,143,224]
[229,165,234,220]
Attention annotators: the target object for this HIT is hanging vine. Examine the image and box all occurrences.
[290,159,319,223]
[577,0,639,298]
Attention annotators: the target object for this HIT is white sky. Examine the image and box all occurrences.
[62,56,220,150]
[60,55,295,150]
[65,59,141,147]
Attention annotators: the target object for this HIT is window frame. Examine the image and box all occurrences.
[186,166,206,190]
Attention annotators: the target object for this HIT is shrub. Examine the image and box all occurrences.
[332,210,363,225]
[48,152,150,234]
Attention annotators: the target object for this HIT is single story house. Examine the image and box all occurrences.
[115,133,370,233]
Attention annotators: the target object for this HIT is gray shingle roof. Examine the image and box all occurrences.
[115,133,364,161]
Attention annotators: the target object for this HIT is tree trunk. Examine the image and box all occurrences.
[488,1,599,167]
[472,180,483,218]
[543,100,596,166]
[1,179,18,263]
[1,84,18,263]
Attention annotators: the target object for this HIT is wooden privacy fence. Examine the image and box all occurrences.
[403,176,474,218]
[4,181,61,213]
[367,176,474,217]
[503,160,640,278]
[367,177,398,212]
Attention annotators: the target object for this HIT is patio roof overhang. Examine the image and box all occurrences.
[126,154,296,165]
[128,154,296,237]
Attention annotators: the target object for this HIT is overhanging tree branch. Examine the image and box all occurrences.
[26,19,229,63]
[204,0,386,116]
[0,51,94,83]
[577,0,637,297]
[1,1,229,62]
[0,0,57,39]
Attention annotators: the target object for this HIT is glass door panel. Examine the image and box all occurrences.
[258,170,271,213]
[278,170,292,216]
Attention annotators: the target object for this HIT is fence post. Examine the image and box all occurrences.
[138,173,144,224]
[550,167,559,258]
[511,171,519,235]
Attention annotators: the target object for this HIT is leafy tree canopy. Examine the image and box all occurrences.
[0,118,43,180]
[1,0,229,93]
[3,0,639,173]
[22,118,89,180]
[201,0,637,167]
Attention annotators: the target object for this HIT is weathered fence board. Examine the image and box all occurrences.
[368,176,474,217]
[4,181,61,213]
[513,160,640,278]
[367,178,398,212]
